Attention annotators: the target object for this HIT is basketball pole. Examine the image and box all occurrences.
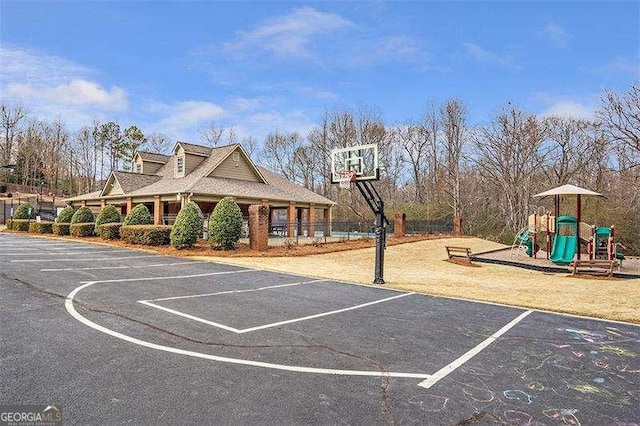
[354,180,387,285]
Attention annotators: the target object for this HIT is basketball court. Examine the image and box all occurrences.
[2,231,638,424]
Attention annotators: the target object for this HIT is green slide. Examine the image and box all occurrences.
[550,235,577,265]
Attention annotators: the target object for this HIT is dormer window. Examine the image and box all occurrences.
[176,155,185,176]
[133,162,140,173]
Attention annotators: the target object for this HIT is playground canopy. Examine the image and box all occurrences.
[533,184,605,260]
[532,184,604,198]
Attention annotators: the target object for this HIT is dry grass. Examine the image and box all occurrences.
[4,228,639,324]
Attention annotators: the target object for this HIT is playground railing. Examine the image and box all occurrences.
[579,221,592,242]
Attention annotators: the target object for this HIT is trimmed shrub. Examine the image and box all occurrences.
[170,201,204,249]
[120,225,171,246]
[13,203,36,219]
[10,219,30,232]
[95,204,121,234]
[208,197,242,250]
[53,223,71,235]
[29,221,54,234]
[71,206,94,224]
[70,222,95,237]
[98,222,122,240]
[123,203,151,226]
[56,206,76,223]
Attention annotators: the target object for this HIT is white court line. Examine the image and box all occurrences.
[11,255,157,263]
[3,250,126,256]
[142,290,414,334]
[66,281,430,380]
[417,310,533,389]
[145,279,326,302]
[41,261,201,272]
[78,269,254,283]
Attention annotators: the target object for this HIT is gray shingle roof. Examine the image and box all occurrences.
[65,143,334,206]
[136,151,170,164]
[177,141,212,156]
[112,171,162,193]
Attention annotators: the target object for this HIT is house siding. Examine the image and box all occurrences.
[185,153,206,175]
[208,151,261,181]
[142,161,163,175]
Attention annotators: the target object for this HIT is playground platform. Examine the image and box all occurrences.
[472,247,640,279]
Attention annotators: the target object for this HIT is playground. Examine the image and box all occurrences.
[505,185,631,272]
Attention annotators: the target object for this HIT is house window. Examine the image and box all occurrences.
[133,162,140,173]
[177,156,184,175]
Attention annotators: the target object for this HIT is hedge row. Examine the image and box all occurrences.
[70,222,95,237]
[7,219,30,232]
[120,225,171,245]
[98,223,122,240]
[29,221,54,234]
[7,219,55,234]
[53,223,71,235]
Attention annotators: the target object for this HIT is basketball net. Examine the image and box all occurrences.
[337,170,357,189]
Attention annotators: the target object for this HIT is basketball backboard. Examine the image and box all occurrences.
[330,144,379,184]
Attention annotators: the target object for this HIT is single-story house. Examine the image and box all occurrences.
[65,142,335,237]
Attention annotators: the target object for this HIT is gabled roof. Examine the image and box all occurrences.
[65,142,335,207]
[174,141,212,156]
[135,151,170,164]
[97,170,162,197]
[188,166,334,205]
[200,144,266,185]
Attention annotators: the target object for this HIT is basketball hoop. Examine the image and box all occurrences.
[336,170,357,189]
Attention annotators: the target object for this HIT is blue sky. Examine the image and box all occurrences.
[1,1,638,144]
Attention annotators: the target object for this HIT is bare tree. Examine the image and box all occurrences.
[1,104,27,167]
[472,105,547,233]
[598,85,640,154]
[542,116,595,185]
[440,99,468,220]
[146,133,172,154]
[260,131,305,182]
[394,123,430,202]
[199,121,241,148]
[307,110,333,197]
[41,119,69,191]
[241,136,258,158]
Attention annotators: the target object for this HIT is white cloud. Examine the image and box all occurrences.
[222,7,354,60]
[539,99,596,121]
[5,79,127,110]
[462,43,519,70]
[540,22,569,48]
[151,101,225,131]
[0,45,128,126]
[606,56,640,77]
[298,87,339,101]
[377,35,422,62]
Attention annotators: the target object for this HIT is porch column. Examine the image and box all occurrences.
[81,200,87,207]
[154,196,162,225]
[100,199,106,209]
[249,204,269,251]
[324,207,332,237]
[126,197,133,213]
[287,202,297,237]
[394,212,406,237]
[308,204,316,238]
